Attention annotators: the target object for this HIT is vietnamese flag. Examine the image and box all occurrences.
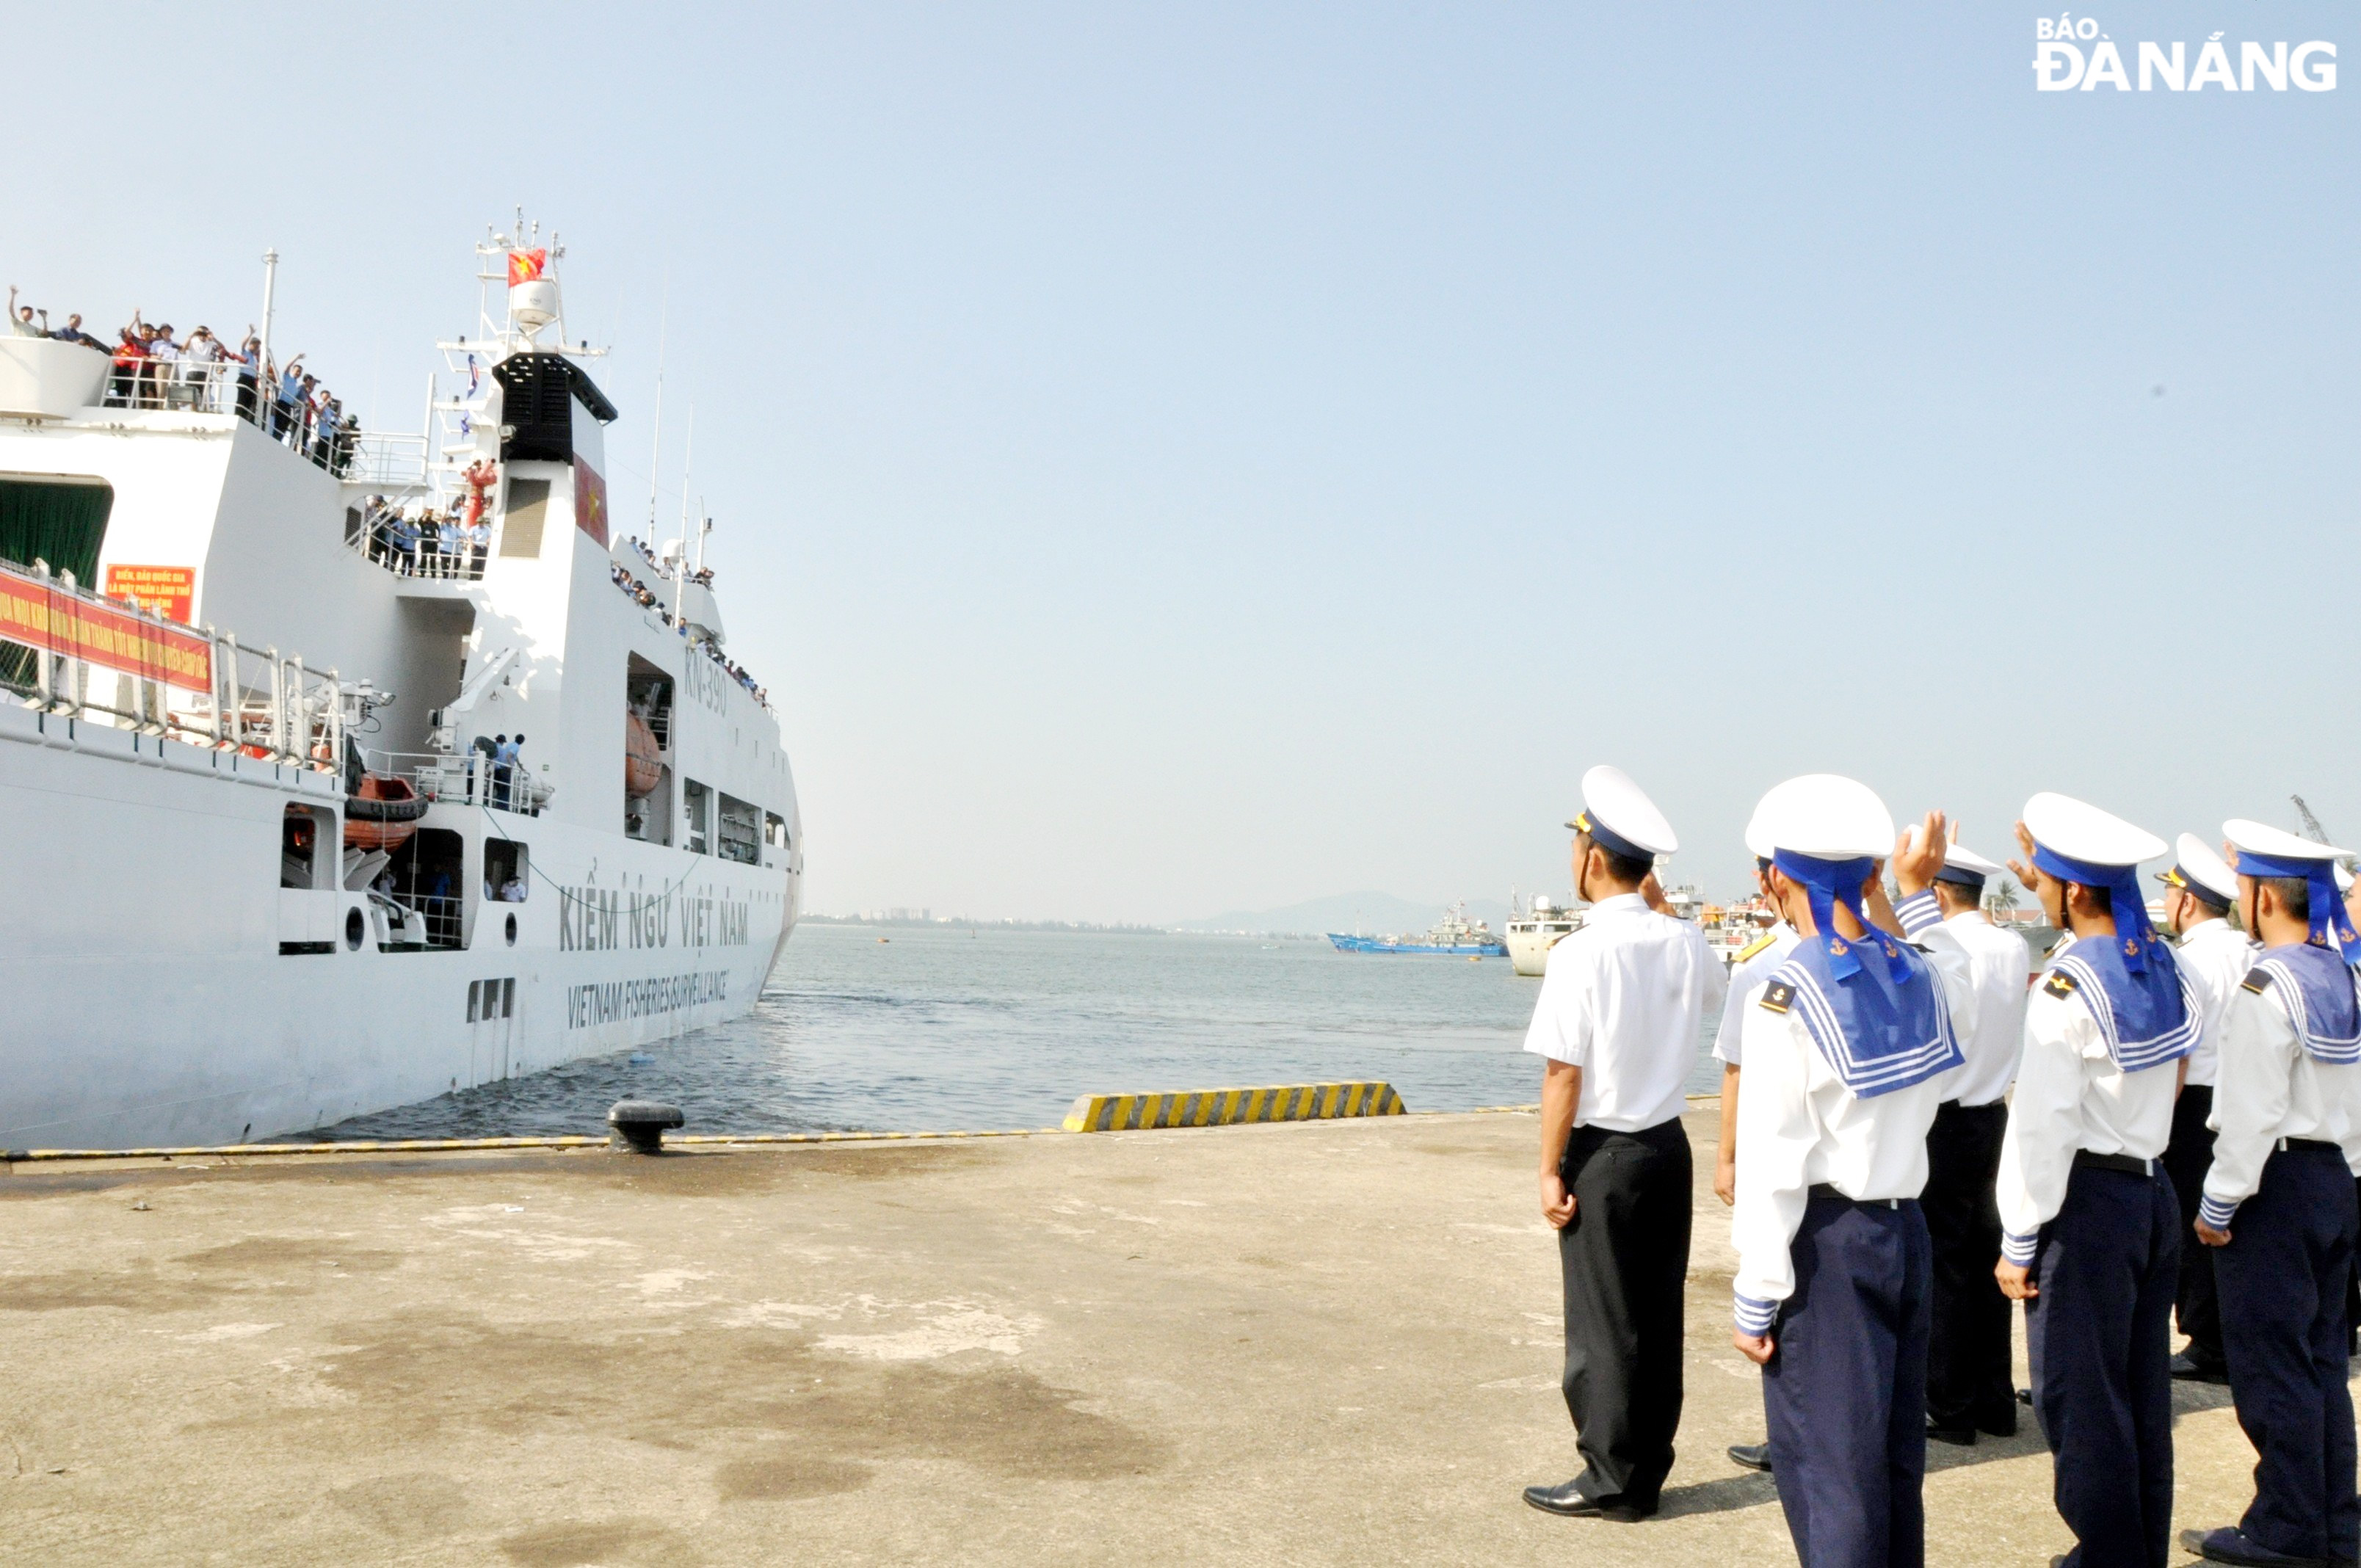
[508,248,548,286]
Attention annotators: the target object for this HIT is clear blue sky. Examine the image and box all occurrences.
[6,6,2354,920]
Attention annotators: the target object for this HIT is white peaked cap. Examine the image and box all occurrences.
[2157,832,2239,904]
[1743,800,1774,861]
[2022,792,2166,868]
[1568,764,1678,857]
[1937,840,2004,879]
[2223,818,2351,863]
[1752,774,1894,860]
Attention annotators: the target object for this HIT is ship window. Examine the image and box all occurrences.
[280,804,332,889]
[384,827,465,948]
[717,793,761,865]
[501,479,549,558]
[485,838,528,901]
[764,812,788,849]
[683,779,711,855]
[467,979,482,1023]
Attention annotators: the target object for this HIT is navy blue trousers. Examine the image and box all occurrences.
[1763,1188,1931,1568]
[2025,1164,2178,1568]
[2213,1144,2361,1563]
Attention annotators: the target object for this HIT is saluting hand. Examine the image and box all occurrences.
[1732,1331,1774,1366]
[2006,819,2042,899]
[1891,811,1948,897]
[1639,872,1672,916]
[1995,1259,2037,1301]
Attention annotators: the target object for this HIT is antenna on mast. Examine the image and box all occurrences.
[645,284,667,535]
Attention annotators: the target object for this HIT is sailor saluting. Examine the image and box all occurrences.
[1729,774,1977,1568]
[1994,793,2198,1568]
[1521,766,1726,1522]
[2181,821,2361,1568]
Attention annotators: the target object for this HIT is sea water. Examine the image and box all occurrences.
[313,922,1728,1140]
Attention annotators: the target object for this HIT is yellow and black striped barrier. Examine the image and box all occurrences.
[1062,1081,1406,1133]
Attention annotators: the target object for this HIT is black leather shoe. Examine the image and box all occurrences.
[1725,1442,1771,1473]
[1975,1413,2019,1439]
[2171,1351,2232,1385]
[2017,1386,2034,1405]
[1520,1480,1647,1521]
[2180,1525,2329,1566]
[1926,1421,1976,1446]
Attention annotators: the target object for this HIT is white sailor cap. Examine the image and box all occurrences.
[2022,793,2166,870]
[1566,764,1678,860]
[2223,819,2349,866]
[1751,774,1893,860]
[2155,832,2238,908]
[1743,799,1774,863]
[1932,839,2003,889]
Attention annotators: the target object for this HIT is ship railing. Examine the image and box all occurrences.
[347,510,487,583]
[346,432,429,489]
[99,357,358,476]
[357,747,540,815]
[382,890,463,949]
[1,558,346,771]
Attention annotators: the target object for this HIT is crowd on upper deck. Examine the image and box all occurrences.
[9,283,358,475]
[357,496,489,580]
[610,535,768,708]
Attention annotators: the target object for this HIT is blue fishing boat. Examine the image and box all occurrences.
[1327,905,1506,957]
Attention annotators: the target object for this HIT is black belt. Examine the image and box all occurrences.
[1807,1183,1899,1210]
[2277,1136,2341,1155]
[2074,1150,2155,1177]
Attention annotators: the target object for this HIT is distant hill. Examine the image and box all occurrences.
[1176,891,1515,937]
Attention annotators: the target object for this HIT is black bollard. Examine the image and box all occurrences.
[607,1099,685,1154]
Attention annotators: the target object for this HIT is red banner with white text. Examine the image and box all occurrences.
[0,561,213,689]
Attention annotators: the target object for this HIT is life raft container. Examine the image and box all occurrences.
[625,710,663,798]
[344,772,428,852]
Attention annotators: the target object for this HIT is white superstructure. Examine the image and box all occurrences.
[0,225,800,1149]
[1505,894,1581,977]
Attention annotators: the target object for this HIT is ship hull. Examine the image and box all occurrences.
[0,707,796,1150]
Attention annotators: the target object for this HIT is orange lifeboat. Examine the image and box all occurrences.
[625,710,663,798]
[344,772,427,852]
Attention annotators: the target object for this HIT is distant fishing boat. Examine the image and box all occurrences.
[1327,904,1506,957]
[1504,894,1581,976]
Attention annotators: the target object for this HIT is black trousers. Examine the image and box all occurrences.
[2215,1145,2361,1564]
[1923,1100,2015,1434]
[1556,1117,1691,1510]
[2026,1164,2179,1568]
[1763,1188,1932,1568]
[2161,1084,2223,1366]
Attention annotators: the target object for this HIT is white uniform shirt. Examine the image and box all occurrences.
[1730,929,1977,1327]
[2199,951,2361,1229]
[1713,922,1799,1067]
[1523,892,1727,1133]
[2174,916,2256,1089]
[1995,953,2186,1262]
[1897,892,2031,1107]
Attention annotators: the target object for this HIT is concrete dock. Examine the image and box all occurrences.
[0,1106,2299,1564]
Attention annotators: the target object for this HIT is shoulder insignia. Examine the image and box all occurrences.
[1759,981,1794,1015]
[2043,970,2078,999]
[2241,967,2271,995]
[1736,933,1777,962]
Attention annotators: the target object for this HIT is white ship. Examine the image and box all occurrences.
[0,223,800,1149]
[1504,894,1581,977]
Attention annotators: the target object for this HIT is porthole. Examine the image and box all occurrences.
[505,912,518,946]
[345,907,365,951]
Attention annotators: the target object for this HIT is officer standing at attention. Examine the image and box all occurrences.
[2182,821,2361,1568]
[1995,793,2199,1568]
[1893,835,2031,1448]
[2154,834,2252,1385]
[1730,776,1977,1568]
[1522,766,1727,1523]
[1714,807,1799,1478]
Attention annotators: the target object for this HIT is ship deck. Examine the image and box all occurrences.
[0,1108,2291,1564]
